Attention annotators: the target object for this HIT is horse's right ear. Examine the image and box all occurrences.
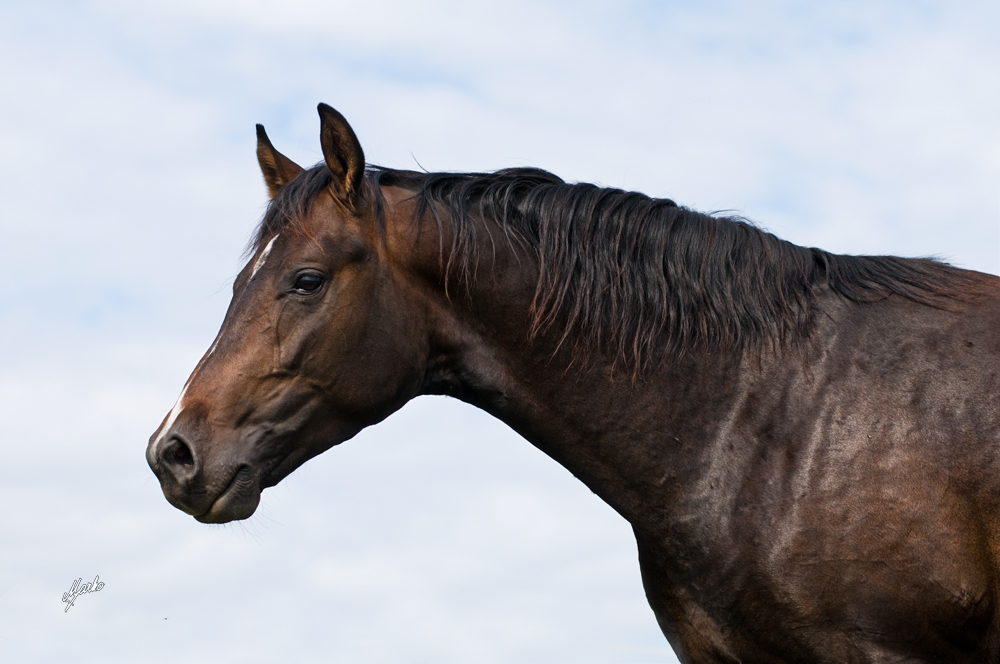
[256,124,304,198]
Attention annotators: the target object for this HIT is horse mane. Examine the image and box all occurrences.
[253,164,984,367]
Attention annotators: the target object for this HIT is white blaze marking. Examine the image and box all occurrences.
[153,334,221,451]
[153,383,189,448]
[153,233,273,453]
[250,234,279,280]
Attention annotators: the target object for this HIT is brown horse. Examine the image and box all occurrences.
[148,104,1000,663]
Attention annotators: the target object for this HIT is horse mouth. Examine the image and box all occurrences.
[195,466,260,524]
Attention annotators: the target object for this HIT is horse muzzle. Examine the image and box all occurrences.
[146,426,263,523]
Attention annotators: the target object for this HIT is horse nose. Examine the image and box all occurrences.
[150,432,200,485]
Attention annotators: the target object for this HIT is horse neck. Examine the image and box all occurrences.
[382,189,747,525]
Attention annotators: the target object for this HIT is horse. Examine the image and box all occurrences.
[147,103,1000,663]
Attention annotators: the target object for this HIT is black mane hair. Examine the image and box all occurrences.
[254,164,982,367]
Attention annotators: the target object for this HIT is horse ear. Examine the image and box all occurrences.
[317,103,365,208]
[256,124,304,198]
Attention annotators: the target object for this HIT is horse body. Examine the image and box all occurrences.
[425,227,1000,661]
[630,294,1000,662]
[147,105,1000,663]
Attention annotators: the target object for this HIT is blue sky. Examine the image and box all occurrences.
[0,2,997,662]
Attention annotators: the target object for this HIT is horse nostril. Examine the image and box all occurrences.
[167,438,194,466]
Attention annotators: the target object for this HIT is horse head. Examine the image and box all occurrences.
[146,105,432,523]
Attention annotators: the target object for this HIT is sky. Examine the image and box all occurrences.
[0,1,997,662]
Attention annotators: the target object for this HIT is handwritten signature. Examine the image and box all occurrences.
[62,576,104,612]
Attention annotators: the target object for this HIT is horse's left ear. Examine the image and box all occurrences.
[318,103,366,208]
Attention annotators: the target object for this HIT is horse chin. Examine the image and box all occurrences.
[194,467,261,524]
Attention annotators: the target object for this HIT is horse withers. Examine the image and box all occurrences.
[147,103,1000,663]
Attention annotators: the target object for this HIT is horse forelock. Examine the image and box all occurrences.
[248,165,335,258]
[249,162,987,370]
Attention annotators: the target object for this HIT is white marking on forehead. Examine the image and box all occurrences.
[205,337,220,359]
[250,234,280,280]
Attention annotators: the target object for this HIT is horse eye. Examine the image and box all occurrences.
[293,274,324,293]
